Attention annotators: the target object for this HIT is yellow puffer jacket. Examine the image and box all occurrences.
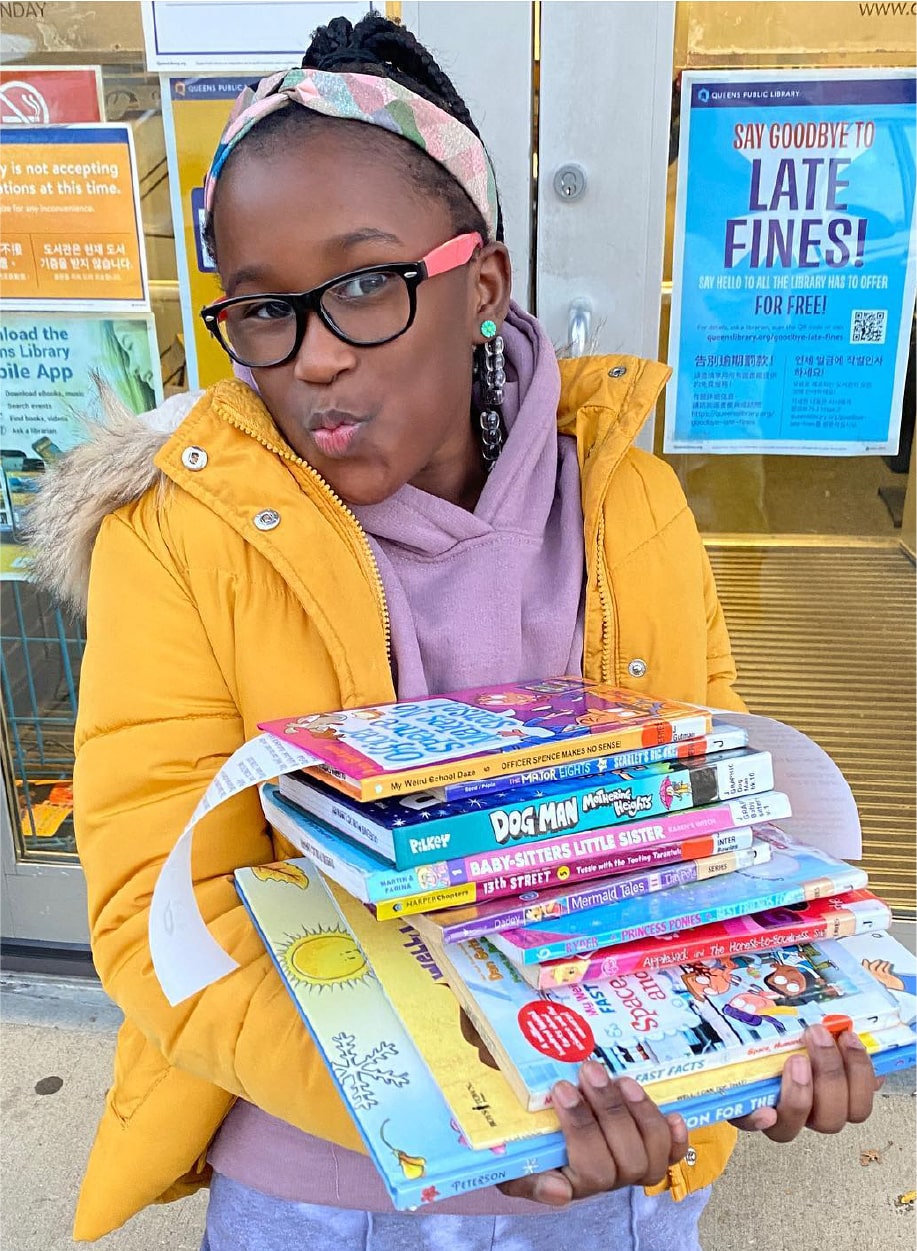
[57,356,743,1239]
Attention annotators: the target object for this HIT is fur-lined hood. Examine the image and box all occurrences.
[27,351,670,617]
[26,388,203,615]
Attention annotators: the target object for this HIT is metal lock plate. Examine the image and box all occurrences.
[553,163,587,201]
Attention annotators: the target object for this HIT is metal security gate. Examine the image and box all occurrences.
[707,539,916,918]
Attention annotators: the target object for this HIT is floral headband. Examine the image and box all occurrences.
[203,67,499,239]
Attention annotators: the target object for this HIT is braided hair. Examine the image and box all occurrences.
[204,12,503,262]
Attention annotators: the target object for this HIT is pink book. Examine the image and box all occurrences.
[517,887,892,989]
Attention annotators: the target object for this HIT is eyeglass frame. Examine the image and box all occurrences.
[199,231,484,368]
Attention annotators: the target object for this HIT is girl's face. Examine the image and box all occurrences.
[211,126,510,507]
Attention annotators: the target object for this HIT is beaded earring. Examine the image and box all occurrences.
[474,319,505,472]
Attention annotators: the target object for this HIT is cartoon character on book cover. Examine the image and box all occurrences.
[473,679,673,735]
[678,947,848,1039]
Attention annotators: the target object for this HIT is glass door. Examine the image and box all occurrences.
[535,0,915,915]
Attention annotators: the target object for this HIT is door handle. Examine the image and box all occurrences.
[568,298,592,357]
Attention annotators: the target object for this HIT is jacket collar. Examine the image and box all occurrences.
[28,354,670,617]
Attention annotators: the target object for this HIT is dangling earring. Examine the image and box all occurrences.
[474,319,505,473]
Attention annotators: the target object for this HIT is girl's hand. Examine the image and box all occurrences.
[498,1062,689,1206]
[731,1025,882,1142]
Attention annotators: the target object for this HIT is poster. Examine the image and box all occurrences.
[666,70,917,455]
[0,66,104,124]
[161,76,249,389]
[0,123,149,310]
[0,312,162,579]
[142,1,374,71]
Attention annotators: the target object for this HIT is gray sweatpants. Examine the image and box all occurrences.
[200,1173,710,1250]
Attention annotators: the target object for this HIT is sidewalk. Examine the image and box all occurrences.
[1,957,914,1251]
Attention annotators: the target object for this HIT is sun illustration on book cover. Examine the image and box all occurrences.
[279,926,372,991]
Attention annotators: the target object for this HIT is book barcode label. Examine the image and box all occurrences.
[850,309,887,344]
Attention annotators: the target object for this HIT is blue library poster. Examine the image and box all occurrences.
[666,70,917,455]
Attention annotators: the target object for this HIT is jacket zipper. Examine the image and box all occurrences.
[217,411,392,659]
[594,513,614,685]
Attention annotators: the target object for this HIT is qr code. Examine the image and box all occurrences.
[850,309,887,345]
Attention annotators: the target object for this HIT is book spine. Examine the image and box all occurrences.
[281,784,787,872]
[442,726,749,801]
[393,1137,569,1210]
[313,784,789,872]
[500,866,871,965]
[522,894,894,989]
[381,753,774,867]
[668,1033,916,1132]
[353,711,713,800]
[437,792,789,871]
[280,778,397,861]
[378,830,759,920]
[431,846,760,945]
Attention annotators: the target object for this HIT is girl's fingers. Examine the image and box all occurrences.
[599,1077,678,1187]
[555,1068,630,1195]
[762,1051,814,1142]
[497,1169,573,1206]
[804,1025,850,1134]
[838,1031,880,1124]
[666,1113,690,1166]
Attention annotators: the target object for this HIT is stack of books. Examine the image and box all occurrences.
[235,677,916,1209]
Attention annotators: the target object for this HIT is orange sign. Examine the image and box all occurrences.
[0,124,148,308]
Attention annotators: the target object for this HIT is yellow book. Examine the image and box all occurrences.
[332,886,559,1149]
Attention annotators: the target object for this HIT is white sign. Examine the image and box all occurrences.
[142,0,374,71]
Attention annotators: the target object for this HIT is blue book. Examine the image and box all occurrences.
[235,859,911,1198]
[277,746,777,869]
[442,722,749,801]
[672,1022,915,1130]
[432,925,899,1111]
[233,859,567,1208]
[491,827,868,964]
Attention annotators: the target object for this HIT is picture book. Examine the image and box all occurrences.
[441,722,749,801]
[836,929,917,1028]
[491,827,868,966]
[235,853,911,1175]
[644,1017,915,1117]
[413,844,767,947]
[259,677,712,802]
[331,888,914,1150]
[232,859,569,1207]
[261,785,758,920]
[329,885,560,1150]
[668,1021,916,1131]
[518,888,893,989]
[277,746,775,869]
[429,931,901,1111]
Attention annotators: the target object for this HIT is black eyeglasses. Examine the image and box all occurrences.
[200,231,482,368]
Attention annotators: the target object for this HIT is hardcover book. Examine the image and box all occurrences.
[259,677,712,802]
[491,827,868,966]
[277,746,775,869]
[234,854,911,1177]
[667,1019,915,1130]
[412,844,765,947]
[232,859,568,1206]
[261,785,758,920]
[837,929,917,1027]
[519,888,893,989]
[429,930,900,1111]
[441,722,749,801]
[330,885,913,1151]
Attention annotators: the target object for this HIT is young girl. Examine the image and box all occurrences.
[33,13,879,1250]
